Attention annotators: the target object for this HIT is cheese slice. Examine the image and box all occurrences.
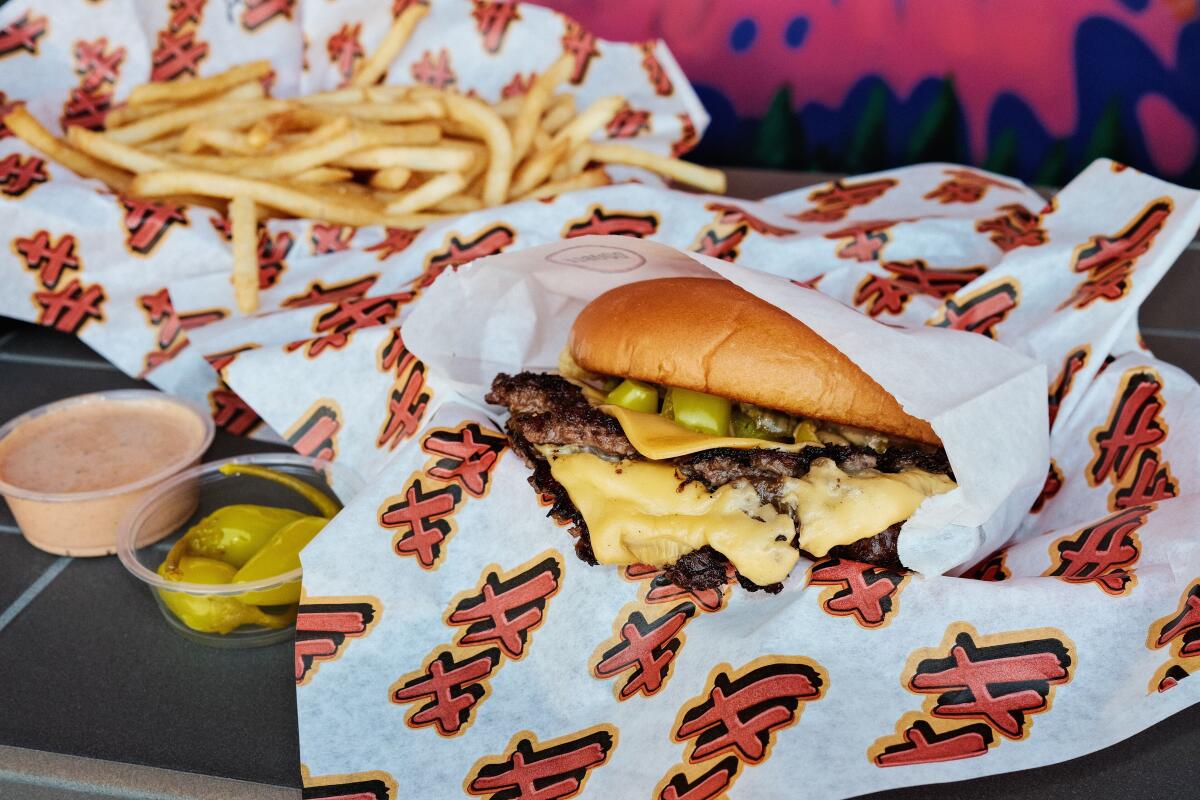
[600,405,819,461]
[542,451,799,586]
[780,458,956,557]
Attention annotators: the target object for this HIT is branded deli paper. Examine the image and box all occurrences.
[282,170,1200,796]
[0,0,705,436]
[400,235,1047,577]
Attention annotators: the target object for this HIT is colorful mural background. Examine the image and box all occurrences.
[535,0,1200,187]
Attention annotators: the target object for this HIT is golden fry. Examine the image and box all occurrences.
[433,194,483,213]
[292,166,354,184]
[511,54,572,162]
[229,195,259,314]
[4,106,131,191]
[384,171,466,214]
[585,142,726,193]
[66,127,173,173]
[442,93,512,205]
[105,101,175,128]
[108,91,284,145]
[540,94,575,136]
[368,166,413,190]
[509,138,569,198]
[551,95,623,150]
[306,99,442,122]
[128,61,273,106]
[333,145,473,171]
[353,3,429,87]
[517,167,610,200]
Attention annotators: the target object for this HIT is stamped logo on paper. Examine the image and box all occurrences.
[547,243,647,272]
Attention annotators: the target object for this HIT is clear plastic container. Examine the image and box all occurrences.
[116,453,362,648]
[0,390,214,557]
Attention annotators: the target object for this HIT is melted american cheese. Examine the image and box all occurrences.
[540,449,955,585]
[542,451,799,586]
[600,405,819,460]
[780,458,956,557]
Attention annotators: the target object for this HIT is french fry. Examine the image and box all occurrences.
[352,3,428,87]
[584,142,727,193]
[550,95,623,150]
[292,166,354,185]
[509,138,569,198]
[306,99,442,122]
[532,128,551,152]
[141,133,184,153]
[4,106,131,191]
[128,61,273,106]
[442,93,512,206]
[187,126,260,155]
[540,93,575,135]
[349,121,441,146]
[105,101,175,128]
[286,116,352,151]
[368,166,413,190]
[229,195,259,313]
[130,169,391,226]
[517,167,610,200]
[108,91,285,144]
[65,127,173,173]
[511,54,572,162]
[247,107,335,148]
[332,145,474,171]
[433,194,483,213]
[384,171,466,214]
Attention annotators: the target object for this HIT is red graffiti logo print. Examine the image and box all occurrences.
[1087,367,1177,510]
[242,0,296,31]
[150,0,209,83]
[673,657,826,764]
[1148,581,1200,692]
[705,201,796,236]
[501,71,534,98]
[976,204,1047,251]
[1046,505,1150,595]
[421,224,516,288]
[962,550,1010,582]
[1048,347,1090,429]
[871,624,1074,766]
[929,278,1020,338]
[472,0,520,53]
[623,563,729,613]
[62,38,125,131]
[390,646,502,736]
[1030,460,1064,513]
[301,769,396,800]
[639,42,673,96]
[365,226,421,260]
[446,554,562,659]
[561,22,600,84]
[654,757,741,800]
[855,260,985,317]
[421,423,506,497]
[1059,198,1172,311]
[327,23,364,86]
[606,105,651,138]
[379,474,463,569]
[136,288,225,374]
[0,153,47,197]
[563,206,658,238]
[808,557,909,628]
[691,223,748,262]
[825,219,908,261]
[288,291,412,358]
[377,327,416,376]
[0,13,48,59]
[924,168,1022,204]
[121,197,187,255]
[791,177,897,223]
[33,279,105,334]
[672,112,698,158]
[592,602,696,700]
[465,726,616,799]
[284,401,342,462]
[204,347,262,436]
[14,231,79,290]
[310,223,355,255]
[283,275,378,310]
[294,598,380,685]
[411,48,456,89]
[378,362,431,450]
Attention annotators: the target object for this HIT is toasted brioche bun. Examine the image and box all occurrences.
[569,277,940,445]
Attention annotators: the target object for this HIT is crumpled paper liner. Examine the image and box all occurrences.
[235,163,1200,796]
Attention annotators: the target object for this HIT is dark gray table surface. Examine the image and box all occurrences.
[1,168,1199,798]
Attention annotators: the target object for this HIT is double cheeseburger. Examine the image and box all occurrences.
[486,278,956,592]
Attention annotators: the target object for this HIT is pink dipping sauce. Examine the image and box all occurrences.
[0,392,213,556]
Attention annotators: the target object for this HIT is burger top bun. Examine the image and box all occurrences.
[569,277,940,446]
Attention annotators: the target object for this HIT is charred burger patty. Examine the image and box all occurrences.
[487,371,954,592]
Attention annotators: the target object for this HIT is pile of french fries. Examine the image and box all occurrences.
[2,5,725,312]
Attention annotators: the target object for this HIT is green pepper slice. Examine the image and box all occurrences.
[606,379,660,413]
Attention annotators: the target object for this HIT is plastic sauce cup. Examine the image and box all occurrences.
[0,390,214,557]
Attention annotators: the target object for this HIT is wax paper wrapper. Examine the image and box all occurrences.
[277,163,1200,800]
[0,0,705,438]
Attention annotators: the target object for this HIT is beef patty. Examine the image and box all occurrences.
[487,372,952,592]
